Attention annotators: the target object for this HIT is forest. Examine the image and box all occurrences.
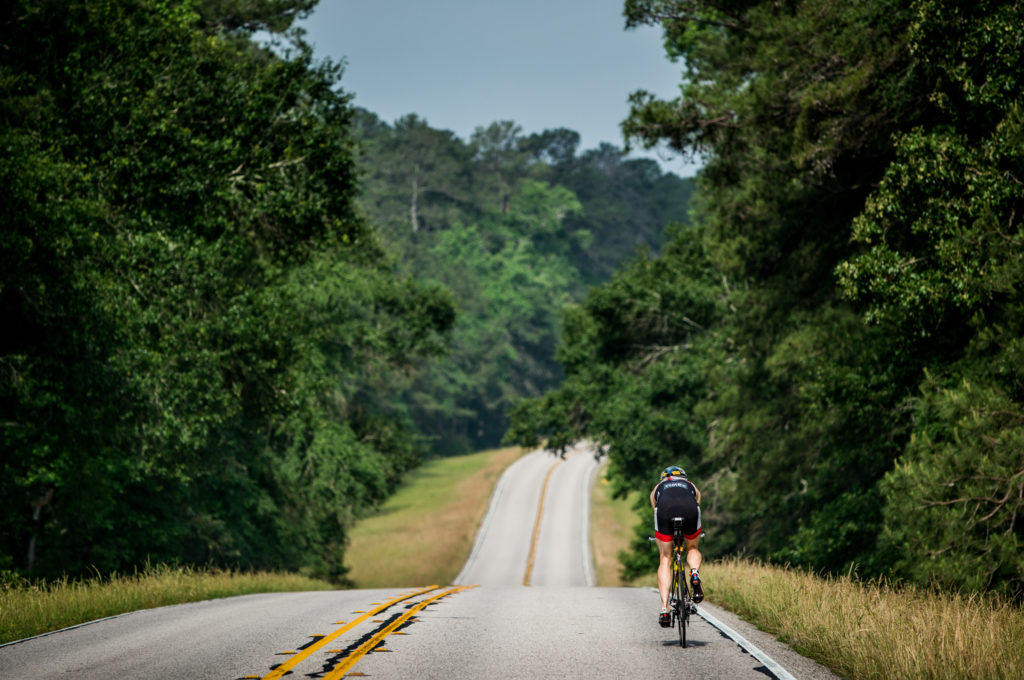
[352,111,693,455]
[0,0,690,581]
[510,0,1024,597]
[3,0,1022,598]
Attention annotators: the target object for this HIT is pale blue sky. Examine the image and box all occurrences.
[297,0,701,176]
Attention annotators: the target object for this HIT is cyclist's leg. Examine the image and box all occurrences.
[684,535,702,573]
[683,504,703,574]
[656,538,673,610]
[684,535,704,603]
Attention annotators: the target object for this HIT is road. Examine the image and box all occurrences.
[456,443,599,587]
[0,445,840,679]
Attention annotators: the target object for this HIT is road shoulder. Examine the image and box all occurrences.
[694,598,842,680]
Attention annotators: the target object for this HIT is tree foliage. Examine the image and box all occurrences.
[0,0,453,581]
[510,0,1024,596]
[354,111,695,455]
[836,0,1024,594]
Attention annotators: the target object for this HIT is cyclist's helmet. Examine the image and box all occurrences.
[661,465,687,481]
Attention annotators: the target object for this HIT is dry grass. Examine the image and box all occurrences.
[705,558,1024,680]
[588,472,1024,679]
[590,462,646,586]
[589,462,656,588]
[0,565,332,645]
[344,446,525,587]
[0,447,525,645]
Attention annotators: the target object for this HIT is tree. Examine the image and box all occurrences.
[471,121,530,213]
[602,0,932,573]
[408,180,584,454]
[358,114,473,234]
[0,0,453,580]
[836,0,1024,596]
[509,0,1024,593]
[354,113,695,455]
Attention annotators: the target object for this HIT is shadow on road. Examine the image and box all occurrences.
[661,638,710,648]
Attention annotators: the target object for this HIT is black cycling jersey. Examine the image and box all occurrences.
[654,477,698,505]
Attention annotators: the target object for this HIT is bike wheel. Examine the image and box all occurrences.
[676,554,687,647]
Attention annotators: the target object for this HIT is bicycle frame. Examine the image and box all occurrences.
[670,517,693,647]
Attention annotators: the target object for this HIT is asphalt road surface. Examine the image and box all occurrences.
[0,445,841,679]
[456,443,600,587]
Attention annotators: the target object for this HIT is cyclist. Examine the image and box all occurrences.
[651,465,703,627]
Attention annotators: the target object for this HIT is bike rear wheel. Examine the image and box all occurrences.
[675,551,687,647]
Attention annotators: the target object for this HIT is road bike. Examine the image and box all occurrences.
[670,517,698,647]
[652,517,698,647]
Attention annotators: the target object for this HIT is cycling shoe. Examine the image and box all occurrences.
[659,609,672,628]
[690,573,704,603]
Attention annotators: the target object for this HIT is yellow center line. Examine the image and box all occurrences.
[522,457,564,586]
[323,585,475,680]
[259,585,439,680]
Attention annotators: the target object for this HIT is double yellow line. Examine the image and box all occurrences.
[522,457,564,586]
[323,585,475,679]
[259,585,472,680]
[258,451,566,677]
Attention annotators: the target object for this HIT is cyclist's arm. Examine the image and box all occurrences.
[691,483,702,505]
[650,486,658,509]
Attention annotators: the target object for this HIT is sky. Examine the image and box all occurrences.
[296,0,702,177]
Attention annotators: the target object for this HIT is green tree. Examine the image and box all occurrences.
[410,180,584,454]
[471,121,530,213]
[354,113,694,455]
[510,0,1024,594]
[0,0,453,580]
[584,0,932,574]
[357,113,474,236]
[520,129,696,286]
[836,0,1024,596]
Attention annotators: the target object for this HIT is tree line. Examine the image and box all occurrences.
[0,0,457,582]
[0,0,693,580]
[509,0,1024,597]
[353,112,693,455]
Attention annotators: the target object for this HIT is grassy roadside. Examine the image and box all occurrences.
[343,445,525,587]
[10,446,1021,680]
[0,445,522,646]
[0,565,332,645]
[708,559,1024,680]
[588,465,1024,679]
[589,462,650,587]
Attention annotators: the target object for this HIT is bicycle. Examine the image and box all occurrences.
[652,517,698,647]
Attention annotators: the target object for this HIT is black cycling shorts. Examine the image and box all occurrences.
[653,480,702,542]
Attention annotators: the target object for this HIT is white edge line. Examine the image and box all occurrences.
[696,606,798,680]
[453,450,532,584]
[0,612,130,649]
[580,446,598,587]
[647,587,797,680]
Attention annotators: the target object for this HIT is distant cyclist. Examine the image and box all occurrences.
[651,465,703,627]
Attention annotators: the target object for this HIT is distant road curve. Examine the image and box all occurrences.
[0,444,840,679]
[456,444,600,586]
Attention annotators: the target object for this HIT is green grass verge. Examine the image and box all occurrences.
[589,467,1024,679]
[590,461,651,587]
[0,446,523,646]
[706,559,1024,680]
[0,565,333,645]
[344,446,524,587]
